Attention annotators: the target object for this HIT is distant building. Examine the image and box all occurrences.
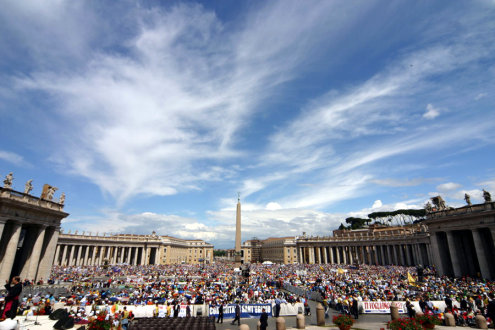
[55,232,214,266]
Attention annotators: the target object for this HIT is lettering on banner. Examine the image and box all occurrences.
[360,301,407,314]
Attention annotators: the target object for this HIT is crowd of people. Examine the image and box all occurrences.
[0,262,494,328]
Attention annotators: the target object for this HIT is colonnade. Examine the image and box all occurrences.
[298,242,431,267]
[54,244,159,266]
[0,220,59,283]
[429,227,495,279]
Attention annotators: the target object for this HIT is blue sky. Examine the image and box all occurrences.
[1,1,495,248]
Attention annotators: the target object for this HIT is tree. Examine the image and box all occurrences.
[213,250,226,257]
[344,217,368,230]
[368,209,426,226]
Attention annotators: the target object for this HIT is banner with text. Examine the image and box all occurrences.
[209,304,272,319]
[359,301,407,314]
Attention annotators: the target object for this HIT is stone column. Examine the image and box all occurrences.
[82,246,90,266]
[373,246,379,265]
[426,243,433,266]
[133,247,138,265]
[140,247,145,265]
[411,245,418,266]
[118,247,123,264]
[329,247,334,264]
[392,245,399,265]
[416,244,424,265]
[53,244,61,266]
[446,231,461,277]
[95,246,101,265]
[471,229,491,279]
[335,247,341,264]
[322,246,328,264]
[26,225,47,280]
[342,247,348,264]
[90,246,95,266]
[85,246,91,266]
[0,219,6,244]
[309,247,315,264]
[112,247,118,264]
[359,246,364,264]
[387,245,394,265]
[94,246,101,265]
[68,245,75,266]
[0,222,23,283]
[76,244,83,266]
[429,234,443,274]
[60,245,68,266]
[398,245,405,265]
[37,227,60,281]
[316,247,322,264]
[105,246,111,264]
[405,245,412,266]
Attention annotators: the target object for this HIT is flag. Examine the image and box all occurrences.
[337,268,345,274]
[320,266,324,272]
[407,271,416,285]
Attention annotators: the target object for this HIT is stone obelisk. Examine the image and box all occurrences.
[235,193,242,263]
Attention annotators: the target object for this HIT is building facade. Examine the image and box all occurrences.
[296,224,431,267]
[0,183,68,284]
[55,232,214,266]
[425,201,495,279]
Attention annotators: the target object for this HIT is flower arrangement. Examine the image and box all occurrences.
[88,311,112,330]
[415,314,441,328]
[388,317,423,330]
[333,314,355,330]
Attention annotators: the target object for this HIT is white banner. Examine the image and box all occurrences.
[271,303,304,316]
[359,301,408,314]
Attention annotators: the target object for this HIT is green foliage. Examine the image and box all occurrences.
[213,250,226,257]
[415,314,441,326]
[368,209,426,226]
[388,317,423,330]
[333,314,355,327]
[88,311,111,330]
[344,217,369,229]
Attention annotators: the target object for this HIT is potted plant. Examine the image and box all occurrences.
[415,314,441,329]
[333,314,355,330]
[88,311,112,330]
[388,317,423,330]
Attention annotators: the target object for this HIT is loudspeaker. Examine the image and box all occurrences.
[53,316,74,330]
[50,308,68,320]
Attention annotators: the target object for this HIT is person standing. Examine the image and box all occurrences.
[259,307,268,330]
[487,293,495,329]
[351,296,359,320]
[274,295,281,317]
[217,301,224,324]
[1,276,22,320]
[186,302,191,317]
[231,302,241,326]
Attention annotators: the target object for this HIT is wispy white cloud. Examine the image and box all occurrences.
[423,104,441,119]
[9,1,374,206]
[437,182,462,192]
[0,150,27,166]
[371,178,439,187]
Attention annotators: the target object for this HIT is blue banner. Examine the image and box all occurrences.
[209,304,272,319]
